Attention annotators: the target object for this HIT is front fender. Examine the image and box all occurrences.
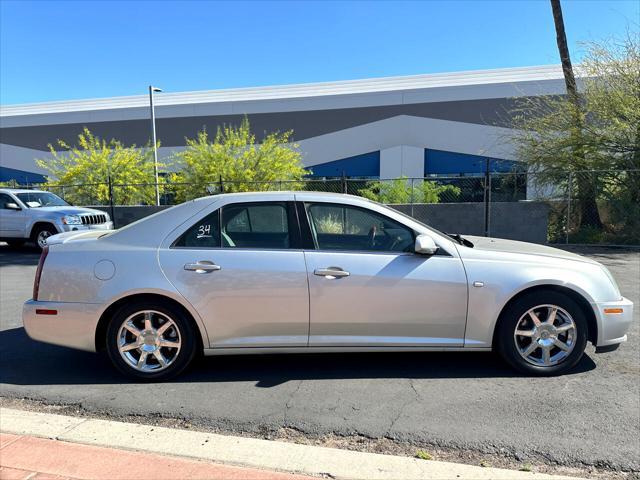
[461,257,611,348]
[27,217,62,238]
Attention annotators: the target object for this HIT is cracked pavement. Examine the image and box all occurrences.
[0,246,638,472]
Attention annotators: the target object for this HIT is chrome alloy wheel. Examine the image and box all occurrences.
[514,304,577,367]
[117,310,182,372]
[37,230,52,249]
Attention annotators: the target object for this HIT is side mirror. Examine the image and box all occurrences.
[415,234,439,255]
[4,202,21,210]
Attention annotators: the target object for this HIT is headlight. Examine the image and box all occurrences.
[62,214,82,225]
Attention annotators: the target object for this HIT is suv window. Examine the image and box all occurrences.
[0,193,16,209]
[306,203,414,253]
[174,210,221,248]
[222,202,290,249]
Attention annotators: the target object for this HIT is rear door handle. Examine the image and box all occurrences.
[314,267,350,279]
[184,261,221,273]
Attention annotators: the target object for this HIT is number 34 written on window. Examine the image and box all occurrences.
[197,224,212,238]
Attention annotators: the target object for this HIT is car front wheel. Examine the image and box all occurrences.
[32,225,57,250]
[105,301,198,381]
[496,291,588,376]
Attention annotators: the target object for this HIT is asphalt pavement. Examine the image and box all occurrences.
[0,244,638,472]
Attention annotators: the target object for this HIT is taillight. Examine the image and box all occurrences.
[33,246,49,301]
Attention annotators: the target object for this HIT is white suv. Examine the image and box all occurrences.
[0,188,113,250]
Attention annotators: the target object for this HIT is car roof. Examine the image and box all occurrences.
[108,191,378,245]
[0,188,48,194]
[206,191,372,202]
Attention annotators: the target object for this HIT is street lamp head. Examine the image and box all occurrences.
[149,86,163,93]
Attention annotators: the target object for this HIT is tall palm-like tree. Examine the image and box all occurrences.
[550,0,602,228]
[551,0,578,101]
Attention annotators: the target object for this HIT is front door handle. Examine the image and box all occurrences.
[184,261,221,273]
[314,267,350,279]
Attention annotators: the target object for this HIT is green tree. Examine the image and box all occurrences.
[510,33,639,240]
[358,177,460,204]
[171,118,307,201]
[36,128,161,205]
[0,180,21,188]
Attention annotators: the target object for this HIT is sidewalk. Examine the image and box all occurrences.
[0,433,310,480]
[0,407,582,480]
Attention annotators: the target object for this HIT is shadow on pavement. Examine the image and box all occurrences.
[0,245,40,267]
[0,327,597,387]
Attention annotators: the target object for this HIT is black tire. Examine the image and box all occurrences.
[31,224,58,251]
[105,300,198,381]
[496,290,588,376]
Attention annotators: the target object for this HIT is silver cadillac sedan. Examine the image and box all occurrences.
[23,192,633,380]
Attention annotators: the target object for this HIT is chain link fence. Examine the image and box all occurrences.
[524,169,640,245]
[11,169,638,245]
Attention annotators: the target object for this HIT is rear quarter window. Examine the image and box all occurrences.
[173,210,221,248]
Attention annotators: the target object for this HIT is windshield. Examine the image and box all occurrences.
[16,192,69,208]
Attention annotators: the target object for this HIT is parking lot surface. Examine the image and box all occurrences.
[0,245,638,472]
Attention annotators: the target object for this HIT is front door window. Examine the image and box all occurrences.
[306,203,414,253]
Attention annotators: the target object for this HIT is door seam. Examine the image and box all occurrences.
[301,250,312,347]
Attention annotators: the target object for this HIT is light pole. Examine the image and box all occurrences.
[148,85,162,206]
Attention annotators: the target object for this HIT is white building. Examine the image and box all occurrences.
[0,65,569,184]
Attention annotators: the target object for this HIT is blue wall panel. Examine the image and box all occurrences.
[307,151,380,178]
[0,166,46,184]
[424,149,521,175]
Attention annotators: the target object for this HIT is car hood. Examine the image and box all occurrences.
[461,235,599,265]
[32,206,106,216]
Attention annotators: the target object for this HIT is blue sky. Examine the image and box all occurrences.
[1,0,637,105]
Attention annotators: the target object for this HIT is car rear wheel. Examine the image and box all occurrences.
[105,301,198,381]
[496,291,588,376]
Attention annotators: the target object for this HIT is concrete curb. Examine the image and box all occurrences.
[0,407,581,480]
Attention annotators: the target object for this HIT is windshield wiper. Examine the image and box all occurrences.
[445,233,474,248]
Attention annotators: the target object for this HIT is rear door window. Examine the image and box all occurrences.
[222,202,291,249]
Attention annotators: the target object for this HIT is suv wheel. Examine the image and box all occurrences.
[32,224,57,250]
[496,291,588,376]
[105,300,198,381]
